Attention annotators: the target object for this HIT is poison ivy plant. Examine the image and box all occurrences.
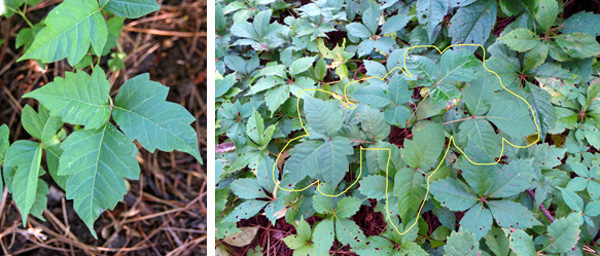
[1,0,201,239]
[216,0,600,254]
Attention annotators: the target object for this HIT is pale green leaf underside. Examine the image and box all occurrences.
[58,124,140,238]
[113,73,202,163]
[100,0,159,19]
[24,68,111,130]
[19,0,107,65]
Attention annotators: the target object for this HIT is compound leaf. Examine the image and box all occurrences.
[23,67,111,130]
[19,0,107,65]
[58,124,140,238]
[486,93,537,140]
[99,0,159,19]
[113,73,202,162]
[488,159,534,198]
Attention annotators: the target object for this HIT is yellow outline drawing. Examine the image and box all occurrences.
[271,44,541,236]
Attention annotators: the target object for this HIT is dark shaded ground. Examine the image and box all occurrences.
[0,0,207,255]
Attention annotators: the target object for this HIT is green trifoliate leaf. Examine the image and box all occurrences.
[430,178,478,211]
[303,97,343,138]
[547,216,580,253]
[21,105,63,144]
[313,193,334,214]
[18,0,107,65]
[498,29,539,52]
[102,16,125,55]
[448,0,497,48]
[458,119,501,158]
[561,11,600,36]
[445,229,479,256]
[58,124,140,238]
[113,73,202,162]
[487,200,540,229]
[508,229,536,256]
[486,92,536,140]
[358,107,390,141]
[351,85,391,109]
[394,167,426,217]
[4,140,44,225]
[318,137,353,187]
[462,78,493,115]
[358,175,387,200]
[554,33,600,59]
[99,0,159,19]
[23,67,111,130]
[438,48,481,82]
[534,0,558,32]
[346,23,373,38]
[282,140,322,186]
[401,122,444,169]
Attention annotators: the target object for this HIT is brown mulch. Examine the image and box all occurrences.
[0,0,207,255]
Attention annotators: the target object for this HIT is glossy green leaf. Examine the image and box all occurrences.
[312,219,335,255]
[318,137,353,187]
[99,0,159,19]
[445,229,479,256]
[19,0,107,65]
[303,97,343,138]
[555,33,600,59]
[547,216,580,253]
[113,73,202,162]
[58,124,140,238]
[488,200,540,229]
[21,105,63,144]
[488,159,534,198]
[460,204,493,240]
[498,29,539,52]
[509,229,536,256]
[430,178,478,211]
[335,197,363,219]
[562,11,600,36]
[4,140,44,225]
[24,68,110,130]
[402,123,444,169]
[534,0,558,32]
[448,0,497,48]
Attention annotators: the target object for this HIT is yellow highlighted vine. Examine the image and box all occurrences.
[271,44,541,236]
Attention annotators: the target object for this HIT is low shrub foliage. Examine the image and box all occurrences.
[1,0,202,238]
[216,0,600,254]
